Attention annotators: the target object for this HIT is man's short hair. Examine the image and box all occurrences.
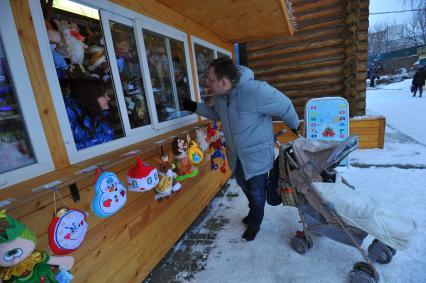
[209,57,239,86]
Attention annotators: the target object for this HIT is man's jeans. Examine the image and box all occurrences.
[235,160,268,229]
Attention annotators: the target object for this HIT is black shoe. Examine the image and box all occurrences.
[242,226,260,241]
[242,216,248,225]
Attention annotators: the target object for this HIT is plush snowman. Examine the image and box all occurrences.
[92,171,127,218]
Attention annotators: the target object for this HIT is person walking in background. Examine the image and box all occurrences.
[412,66,426,97]
[182,58,300,241]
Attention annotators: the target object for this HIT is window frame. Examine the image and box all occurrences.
[190,36,233,102]
[29,0,198,164]
[0,0,54,189]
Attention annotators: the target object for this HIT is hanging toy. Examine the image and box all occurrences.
[154,150,181,201]
[92,169,127,218]
[0,210,74,283]
[172,136,198,182]
[186,134,203,165]
[206,122,227,173]
[127,157,159,192]
[195,127,209,153]
[48,208,88,255]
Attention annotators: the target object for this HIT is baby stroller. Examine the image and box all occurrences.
[276,135,416,283]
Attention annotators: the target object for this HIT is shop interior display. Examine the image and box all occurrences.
[0,39,36,174]
[42,1,124,150]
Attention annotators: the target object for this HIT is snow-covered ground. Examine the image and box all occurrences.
[191,79,426,283]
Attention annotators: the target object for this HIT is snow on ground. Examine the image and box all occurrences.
[192,79,426,283]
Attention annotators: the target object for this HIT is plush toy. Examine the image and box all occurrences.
[48,208,88,255]
[186,134,203,165]
[92,170,127,218]
[55,20,87,73]
[127,157,159,192]
[88,45,105,72]
[0,211,74,283]
[171,136,198,181]
[46,21,68,80]
[195,127,209,153]
[154,154,181,201]
[206,122,227,173]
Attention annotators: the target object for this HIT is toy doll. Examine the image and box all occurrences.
[0,211,74,283]
[171,136,198,181]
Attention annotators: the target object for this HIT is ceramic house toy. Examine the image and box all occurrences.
[172,136,198,182]
[127,157,159,192]
[154,154,181,201]
[92,170,127,218]
[0,211,74,283]
[48,208,88,255]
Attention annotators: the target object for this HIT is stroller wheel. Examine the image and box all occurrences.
[368,239,395,264]
[348,262,380,283]
[290,233,313,254]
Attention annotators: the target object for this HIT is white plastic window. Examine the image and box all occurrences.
[0,1,54,189]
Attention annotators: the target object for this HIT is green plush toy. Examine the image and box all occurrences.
[0,210,74,283]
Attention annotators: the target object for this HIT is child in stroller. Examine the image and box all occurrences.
[274,135,416,283]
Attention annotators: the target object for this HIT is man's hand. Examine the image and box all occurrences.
[182,97,197,112]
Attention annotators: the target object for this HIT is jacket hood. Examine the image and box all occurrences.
[226,65,254,98]
[236,65,254,87]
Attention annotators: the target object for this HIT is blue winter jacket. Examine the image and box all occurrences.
[64,95,114,150]
[196,66,300,180]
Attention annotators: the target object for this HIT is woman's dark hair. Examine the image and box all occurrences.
[69,79,109,133]
[209,57,239,86]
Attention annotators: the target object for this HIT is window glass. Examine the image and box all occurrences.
[194,44,215,101]
[0,36,36,174]
[109,20,151,128]
[217,51,231,59]
[143,30,192,122]
[42,0,124,150]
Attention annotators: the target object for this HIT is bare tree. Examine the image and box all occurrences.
[403,0,426,45]
[368,21,406,57]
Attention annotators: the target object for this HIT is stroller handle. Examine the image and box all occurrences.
[274,129,303,146]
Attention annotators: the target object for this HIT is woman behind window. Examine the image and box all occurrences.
[64,79,115,150]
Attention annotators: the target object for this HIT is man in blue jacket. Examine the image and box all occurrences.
[183,58,300,241]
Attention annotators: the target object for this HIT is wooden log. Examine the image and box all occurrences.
[249,47,346,68]
[248,37,344,61]
[247,25,345,52]
[265,65,345,83]
[296,5,344,23]
[273,76,344,89]
[255,58,344,79]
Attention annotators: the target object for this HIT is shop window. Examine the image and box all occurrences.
[0,38,36,174]
[108,20,151,129]
[217,51,231,59]
[41,0,124,150]
[194,44,215,102]
[143,30,192,122]
[0,0,54,188]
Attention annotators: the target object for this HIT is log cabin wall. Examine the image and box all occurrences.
[242,0,369,117]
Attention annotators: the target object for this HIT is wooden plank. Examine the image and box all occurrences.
[10,0,69,169]
[155,0,292,42]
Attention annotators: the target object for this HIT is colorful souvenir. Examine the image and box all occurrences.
[155,154,181,201]
[206,122,227,173]
[92,170,127,218]
[186,134,203,165]
[195,127,209,153]
[48,208,88,255]
[0,211,74,283]
[172,136,198,182]
[127,157,159,192]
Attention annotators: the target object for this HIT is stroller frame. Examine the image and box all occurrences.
[278,136,396,283]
